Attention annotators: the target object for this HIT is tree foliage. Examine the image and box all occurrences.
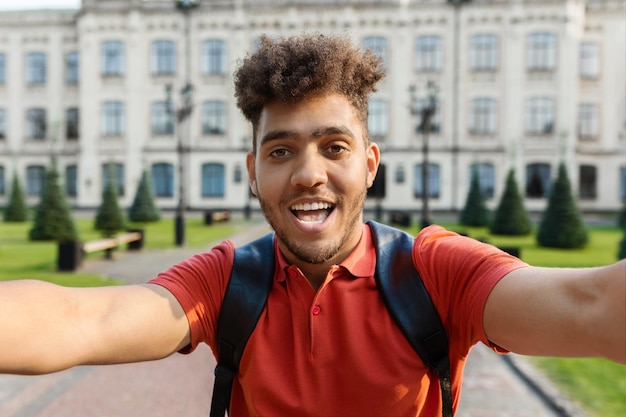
[459,168,490,227]
[128,169,160,223]
[95,167,125,237]
[3,173,29,222]
[489,169,533,236]
[537,163,588,249]
[29,162,78,241]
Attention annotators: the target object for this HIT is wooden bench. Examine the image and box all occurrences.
[57,230,144,272]
[204,210,231,225]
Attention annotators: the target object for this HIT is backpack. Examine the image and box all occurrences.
[210,221,452,417]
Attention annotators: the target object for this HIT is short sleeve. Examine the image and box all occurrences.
[148,240,235,356]
[413,225,528,356]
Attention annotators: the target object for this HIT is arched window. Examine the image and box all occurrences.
[151,163,174,197]
[469,163,495,199]
[525,163,551,198]
[414,163,440,198]
[202,163,225,197]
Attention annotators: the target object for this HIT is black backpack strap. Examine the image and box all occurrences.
[210,232,275,417]
[368,221,453,417]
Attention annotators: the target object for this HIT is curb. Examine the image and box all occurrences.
[502,354,590,417]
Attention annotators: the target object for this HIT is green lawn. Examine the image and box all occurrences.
[0,216,244,286]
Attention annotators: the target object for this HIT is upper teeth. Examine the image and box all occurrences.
[291,202,332,211]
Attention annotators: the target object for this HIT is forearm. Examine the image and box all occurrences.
[586,260,626,363]
[0,279,85,374]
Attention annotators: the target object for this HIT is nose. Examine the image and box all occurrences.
[290,147,328,188]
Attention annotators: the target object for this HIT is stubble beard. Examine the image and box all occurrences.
[258,188,367,265]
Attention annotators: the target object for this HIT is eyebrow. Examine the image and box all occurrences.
[259,125,357,146]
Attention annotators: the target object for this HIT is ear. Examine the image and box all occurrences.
[246,152,259,196]
[366,142,381,188]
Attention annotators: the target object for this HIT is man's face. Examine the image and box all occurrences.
[247,93,380,268]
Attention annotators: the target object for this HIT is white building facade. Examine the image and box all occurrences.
[0,0,624,216]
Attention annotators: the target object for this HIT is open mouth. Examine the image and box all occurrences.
[290,202,335,224]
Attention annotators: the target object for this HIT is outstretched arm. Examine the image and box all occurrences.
[483,259,626,363]
[0,280,190,375]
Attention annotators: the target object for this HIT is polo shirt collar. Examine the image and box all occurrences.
[275,223,376,282]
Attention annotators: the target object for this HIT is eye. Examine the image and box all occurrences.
[269,148,292,158]
[326,143,349,157]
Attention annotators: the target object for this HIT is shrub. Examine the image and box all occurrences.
[459,168,490,227]
[537,163,588,249]
[95,168,125,237]
[3,173,29,222]
[128,169,160,223]
[29,162,78,241]
[490,169,533,236]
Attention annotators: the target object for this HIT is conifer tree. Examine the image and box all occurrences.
[128,169,160,223]
[459,168,490,227]
[537,163,588,249]
[3,173,29,222]
[95,166,125,237]
[29,161,78,241]
[490,169,533,236]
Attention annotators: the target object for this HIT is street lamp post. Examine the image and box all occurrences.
[410,81,438,229]
[168,0,198,247]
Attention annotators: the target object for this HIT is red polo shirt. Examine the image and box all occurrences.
[151,224,527,416]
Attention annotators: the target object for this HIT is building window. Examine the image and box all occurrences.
[415,35,442,72]
[368,98,388,138]
[151,162,174,197]
[469,163,495,199]
[66,51,79,84]
[395,165,405,184]
[101,41,125,76]
[66,108,79,140]
[621,167,626,202]
[413,163,440,198]
[101,101,125,136]
[0,109,6,139]
[526,97,554,135]
[201,163,225,197]
[527,32,556,71]
[469,98,497,135]
[0,165,4,195]
[470,34,498,71]
[101,163,124,196]
[526,163,551,198]
[362,36,388,69]
[65,164,77,197]
[579,165,597,200]
[202,101,227,135]
[580,42,599,79]
[26,165,45,196]
[201,39,227,75]
[151,40,176,75]
[0,53,5,84]
[26,52,46,85]
[151,102,174,135]
[26,108,46,139]
[578,104,599,139]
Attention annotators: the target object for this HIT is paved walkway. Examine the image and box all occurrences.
[0,220,589,417]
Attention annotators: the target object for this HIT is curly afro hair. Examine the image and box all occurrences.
[234,33,385,146]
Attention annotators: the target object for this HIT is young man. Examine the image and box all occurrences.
[0,34,624,416]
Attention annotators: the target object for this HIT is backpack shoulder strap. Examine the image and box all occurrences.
[368,220,453,417]
[210,232,275,417]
